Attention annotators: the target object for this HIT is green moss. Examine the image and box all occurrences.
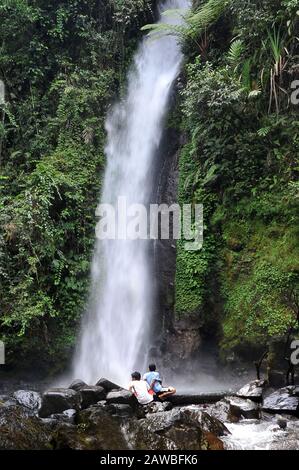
[221,218,299,352]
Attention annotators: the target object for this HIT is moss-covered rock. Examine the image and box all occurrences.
[0,405,53,450]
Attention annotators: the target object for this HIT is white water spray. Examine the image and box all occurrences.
[73,0,189,386]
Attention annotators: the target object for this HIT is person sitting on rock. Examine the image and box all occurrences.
[128,371,154,405]
[143,364,176,400]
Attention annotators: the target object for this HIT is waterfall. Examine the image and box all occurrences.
[73,0,189,387]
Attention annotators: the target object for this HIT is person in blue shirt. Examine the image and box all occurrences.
[143,364,176,400]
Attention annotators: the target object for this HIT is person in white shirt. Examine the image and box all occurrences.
[128,371,154,405]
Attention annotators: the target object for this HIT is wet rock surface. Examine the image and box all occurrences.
[96,378,122,392]
[125,406,228,450]
[69,379,88,392]
[49,409,77,425]
[106,389,138,407]
[262,387,299,415]
[225,396,260,420]
[13,390,41,413]
[236,380,266,402]
[39,388,82,418]
[80,386,106,409]
[167,392,227,406]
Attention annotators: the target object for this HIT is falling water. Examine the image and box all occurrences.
[73,0,189,386]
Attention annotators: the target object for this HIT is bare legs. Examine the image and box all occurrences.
[157,387,176,400]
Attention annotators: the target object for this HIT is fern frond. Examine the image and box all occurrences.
[141,0,232,43]
[227,39,244,67]
[257,126,272,137]
[187,0,231,38]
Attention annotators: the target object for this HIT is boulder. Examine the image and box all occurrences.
[181,406,229,437]
[277,417,287,430]
[205,400,237,423]
[69,379,88,392]
[145,401,173,414]
[106,389,137,407]
[39,388,82,418]
[13,390,41,413]
[225,396,260,420]
[167,392,227,406]
[58,406,130,450]
[262,387,299,415]
[95,378,122,392]
[125,407,229,450]
[80,386,106,409]
[0,404,52,450]
[236,380,266,402]
[106,404,135,418]
[49,409,77,425]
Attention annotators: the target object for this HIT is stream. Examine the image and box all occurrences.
[223,419,299,450]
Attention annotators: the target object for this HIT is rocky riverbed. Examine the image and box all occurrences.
[0,378,298,450]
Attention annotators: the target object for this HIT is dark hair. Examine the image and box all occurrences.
[131,371,141,381]
[149,364,156,372]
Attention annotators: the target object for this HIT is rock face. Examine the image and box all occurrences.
[13,390,41,413]
[262,387,299,415]
[39,388,82,418]
[236,380,266,402]
[152,127,181,342]
[164,317,202,365]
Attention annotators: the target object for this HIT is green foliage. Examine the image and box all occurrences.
[175,0,299,356]
[175,143,218,317]
[0,0,156,368]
